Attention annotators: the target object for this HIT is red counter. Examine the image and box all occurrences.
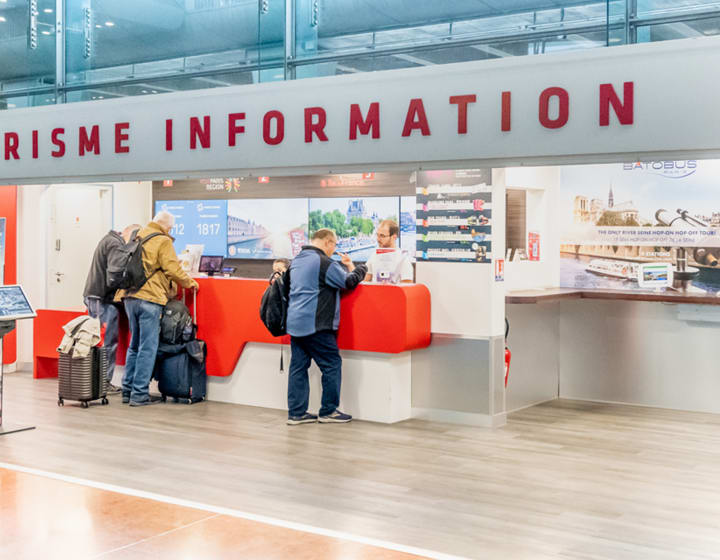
[34,279,431,379]
[194,277,431,377]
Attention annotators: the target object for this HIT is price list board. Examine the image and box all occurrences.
[155,200,228,256]
[415,172,492,263]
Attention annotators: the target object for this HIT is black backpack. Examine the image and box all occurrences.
[259,270,289,337]
[106,231,165,292]
[161,299,195,345]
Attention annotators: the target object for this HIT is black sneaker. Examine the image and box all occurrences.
[286,412,318,425]
[122,393,130,404]
[318,410,352,423]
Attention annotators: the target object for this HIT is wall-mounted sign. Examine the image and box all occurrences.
[415,169,492,263]
[3,38,719,183]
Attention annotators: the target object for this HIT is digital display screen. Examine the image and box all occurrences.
[155,200,228,257]
[199,255,224,273]
[309,197,399,262]
[227,199,308,260]
[0,285,35,320]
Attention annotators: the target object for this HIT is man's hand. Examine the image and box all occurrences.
[339,253,355,272]
[191,280,200,292]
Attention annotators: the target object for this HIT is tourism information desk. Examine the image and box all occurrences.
[505,287,720,416]
[34,278,431,422]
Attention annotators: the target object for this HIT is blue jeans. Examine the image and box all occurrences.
[84,296,119,383]
[122,298,162,403]
[288,331,342,417]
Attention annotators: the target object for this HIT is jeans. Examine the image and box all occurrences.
[84,296,119,383]
[122,297,162,403]
[288,331,342,417]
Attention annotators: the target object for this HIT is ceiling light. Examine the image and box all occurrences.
[151,90,157,93]
[0,17,6,22]
[41,30,50,35]
[141,89,148,93]
[7,103,15,108]
[98,96,104,99]
[44,8,52,12]
[105,21,114,27]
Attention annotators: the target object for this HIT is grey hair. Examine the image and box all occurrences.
[153,210,175,230]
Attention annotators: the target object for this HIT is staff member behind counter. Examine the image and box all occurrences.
[364,219,413,284]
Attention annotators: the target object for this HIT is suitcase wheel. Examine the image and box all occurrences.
[101,398,109,405]
[81,401,89,409]
[57,398,64,407]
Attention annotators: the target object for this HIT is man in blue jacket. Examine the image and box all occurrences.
[286,228,367,425]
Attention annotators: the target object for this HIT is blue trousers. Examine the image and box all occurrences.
[122,297,162,403]
[84,296,119,383]
[288,331,342,417]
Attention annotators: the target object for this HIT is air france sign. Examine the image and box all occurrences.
[0,37,719,182]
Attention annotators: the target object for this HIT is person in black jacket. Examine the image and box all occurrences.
[285,228,367,425]
[83,224,139,391]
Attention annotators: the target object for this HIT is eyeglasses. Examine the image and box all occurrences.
[377,233,392,238]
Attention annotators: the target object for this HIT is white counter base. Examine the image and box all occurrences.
[207,343,412,423]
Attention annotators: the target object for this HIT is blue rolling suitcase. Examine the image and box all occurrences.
[155,340,207,404]
[154,289,207,404]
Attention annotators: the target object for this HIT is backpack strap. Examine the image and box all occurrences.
[137,231,171,280]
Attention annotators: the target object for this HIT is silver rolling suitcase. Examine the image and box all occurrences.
[57,346,109,408]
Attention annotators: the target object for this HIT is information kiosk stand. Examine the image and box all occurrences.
[0,285,36,436]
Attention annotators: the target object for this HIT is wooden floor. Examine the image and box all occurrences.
[2,371,720,559]
[0,467,424,559]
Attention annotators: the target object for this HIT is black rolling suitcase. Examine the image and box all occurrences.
[58,346,109,408]
[154,289,207,404]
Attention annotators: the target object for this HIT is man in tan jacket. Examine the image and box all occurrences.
[118,211,199,406]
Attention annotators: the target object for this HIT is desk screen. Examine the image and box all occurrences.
[0,285,35,320]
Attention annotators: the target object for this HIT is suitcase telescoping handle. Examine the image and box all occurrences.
[182,286,198,323]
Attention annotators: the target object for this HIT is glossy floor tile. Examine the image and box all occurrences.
[0,468,427,560]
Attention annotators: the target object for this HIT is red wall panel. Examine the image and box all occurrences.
[0,185,17,364]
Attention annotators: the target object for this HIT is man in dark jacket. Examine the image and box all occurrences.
[286,228,367,425]
[83,224,139,391]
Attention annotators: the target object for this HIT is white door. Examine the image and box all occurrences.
[47,185,113,310]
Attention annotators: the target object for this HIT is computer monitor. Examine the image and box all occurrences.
[0,285,36,321]
[637,263,673,289]
[198,255,224,276]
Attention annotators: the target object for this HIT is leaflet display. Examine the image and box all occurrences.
[415,181,493,263]
[155,200,228,257]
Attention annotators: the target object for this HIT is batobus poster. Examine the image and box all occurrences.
[559,159,720,294]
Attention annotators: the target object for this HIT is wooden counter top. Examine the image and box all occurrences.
[506,288,720,305]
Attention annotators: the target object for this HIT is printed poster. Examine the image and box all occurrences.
[560,160,720,294]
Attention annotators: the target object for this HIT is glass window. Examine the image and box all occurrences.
[637,1,720,17]
[636,16,720,43]
[295,1,611,62]
[64,68,258,104]
[64,0,285,86]
[293,30,609,80]
[0,0,56,93]
[0,91,57,112]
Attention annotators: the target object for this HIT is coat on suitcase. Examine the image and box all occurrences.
[153,288,207,404]
[57,316,109,408]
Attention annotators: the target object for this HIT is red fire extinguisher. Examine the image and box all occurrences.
[504,319,511,388]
